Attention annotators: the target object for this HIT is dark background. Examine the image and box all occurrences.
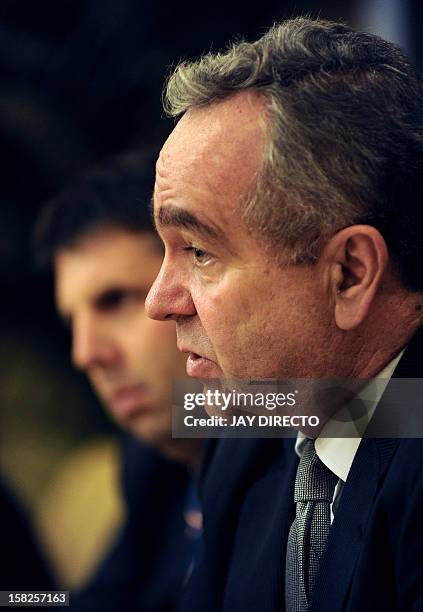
[0,0,421,585]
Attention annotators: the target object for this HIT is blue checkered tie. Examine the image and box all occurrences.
[285,439,338,611]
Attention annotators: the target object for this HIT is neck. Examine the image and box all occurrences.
[351,313,423,380]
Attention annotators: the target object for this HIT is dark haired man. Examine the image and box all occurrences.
[146,18,423,612]
[36,153,202,611]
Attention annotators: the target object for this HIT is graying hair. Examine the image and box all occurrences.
[163,17,423,290]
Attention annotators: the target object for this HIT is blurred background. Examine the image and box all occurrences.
[1,0,422,588]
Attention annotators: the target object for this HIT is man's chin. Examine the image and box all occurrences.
[127,416,171,448]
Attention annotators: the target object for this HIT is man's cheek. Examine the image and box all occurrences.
[211,322,245,365]
[140,320,176,351]
[150,318,177,335]
[89,375,108,405]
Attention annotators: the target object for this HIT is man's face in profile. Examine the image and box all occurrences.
[55,228,187,445]
[146,92,335,381]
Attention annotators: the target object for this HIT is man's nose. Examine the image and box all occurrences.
[145,258,195,321]
[71,313,117,371]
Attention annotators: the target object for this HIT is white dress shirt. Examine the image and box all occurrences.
[295,350,404,522]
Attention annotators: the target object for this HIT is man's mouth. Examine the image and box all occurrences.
[178,344,221,378]
[110,384,154,419]
[179,349,217,378]
[186,352,217,377]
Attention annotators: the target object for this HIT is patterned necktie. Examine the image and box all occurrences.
[285,439,338,612]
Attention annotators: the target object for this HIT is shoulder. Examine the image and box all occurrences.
[119,435,191,509]
[382,438,423,494]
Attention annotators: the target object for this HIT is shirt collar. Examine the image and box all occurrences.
[295,350,404,481]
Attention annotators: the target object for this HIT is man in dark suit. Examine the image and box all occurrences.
[145,17,423,611]
[35,153,202,611]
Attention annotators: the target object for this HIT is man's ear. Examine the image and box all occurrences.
[322,225,389,331]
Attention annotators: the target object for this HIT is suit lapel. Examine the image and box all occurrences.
[310,437,399,611]
[222,438,298,612]
[195,437,297,612]
[310,324,423,610]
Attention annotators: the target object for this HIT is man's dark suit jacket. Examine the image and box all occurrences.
[180,327,423,612]
[0,478,54,591]
[72,437,193,611]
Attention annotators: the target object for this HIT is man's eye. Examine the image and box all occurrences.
[185,246,211,265]
[96,289,132,311]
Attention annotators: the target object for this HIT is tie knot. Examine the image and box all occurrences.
[294,439,338,503]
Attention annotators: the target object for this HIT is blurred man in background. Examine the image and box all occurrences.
[35,152,202,611]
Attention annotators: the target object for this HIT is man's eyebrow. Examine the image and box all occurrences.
[155,205,224,242]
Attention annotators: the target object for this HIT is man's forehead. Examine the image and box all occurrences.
[156,116,229,189]
[154,91,268,232]
[55,230,161,303]
[158,90,268,170]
